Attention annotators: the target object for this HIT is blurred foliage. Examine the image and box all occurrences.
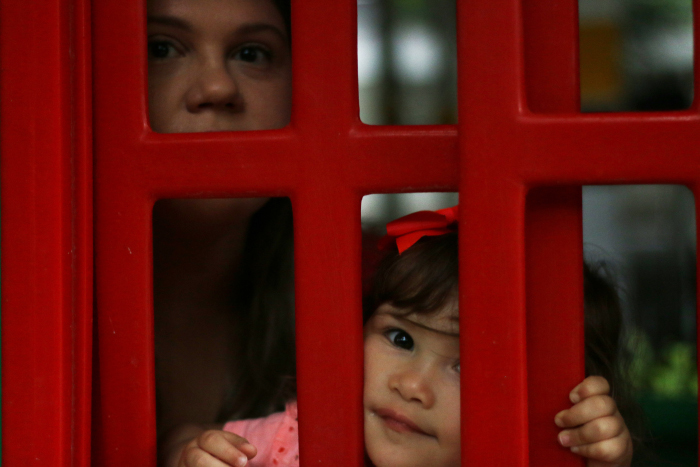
[628,328,698,398]
[628,0,693,25]
[390,0,428,15]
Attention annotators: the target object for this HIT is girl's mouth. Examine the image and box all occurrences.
[374,408,429,436]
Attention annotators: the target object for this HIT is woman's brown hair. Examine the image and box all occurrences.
[219,0,295,422]
[219,197,296,421]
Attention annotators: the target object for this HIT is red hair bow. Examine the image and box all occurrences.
[378,205,459,254]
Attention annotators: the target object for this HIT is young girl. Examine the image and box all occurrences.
[163,206,634,467]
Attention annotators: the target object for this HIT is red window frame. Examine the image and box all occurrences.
[2,0,699,465]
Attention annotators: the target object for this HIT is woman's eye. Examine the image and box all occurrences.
[234,46,271,65]
[386,329,414,350]
[148,40,179,60]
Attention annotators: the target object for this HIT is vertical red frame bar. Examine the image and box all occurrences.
[693,1,700,458]
[522,2,586,466]
[1,0,93,465]
[458,0,527,462]
[457,0,584,464]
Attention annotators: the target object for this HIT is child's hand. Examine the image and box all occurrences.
[178,429,257,467]
[162,425,257,467]
[555,376,633,467]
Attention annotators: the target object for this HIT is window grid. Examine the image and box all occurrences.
[1,0,698,465]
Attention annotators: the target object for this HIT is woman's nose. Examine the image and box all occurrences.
[388,364,436,408]
[185,60,242,113]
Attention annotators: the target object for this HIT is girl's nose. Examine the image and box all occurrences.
[388,365,436,408]
[185,61,242,113]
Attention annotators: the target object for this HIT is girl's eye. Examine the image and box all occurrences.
[453,362,460,374]
[148,40,180,60]
[386,329,414,350]
[234,45,271,65]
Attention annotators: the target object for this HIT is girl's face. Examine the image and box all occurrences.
[147,0,292,133]
[363,303,461,467]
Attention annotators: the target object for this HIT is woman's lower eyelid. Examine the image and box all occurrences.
[147,37,186,58]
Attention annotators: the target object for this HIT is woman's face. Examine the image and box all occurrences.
[147,0,292,134]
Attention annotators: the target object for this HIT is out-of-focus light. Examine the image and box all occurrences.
[647,26,693,70]
[393,25,443,84]
[358,25,383,86]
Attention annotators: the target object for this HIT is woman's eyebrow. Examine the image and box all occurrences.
[147,15,193,32]
[236,23,287,42]
[146,18,287,43]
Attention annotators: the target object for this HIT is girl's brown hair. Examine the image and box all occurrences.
[583,261,643,447]
[365,232,458,322]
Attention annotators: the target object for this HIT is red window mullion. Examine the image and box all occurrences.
[459,1,530,463]
[522,3,585,467]
[1,0,93,465]
[92,1,156,463]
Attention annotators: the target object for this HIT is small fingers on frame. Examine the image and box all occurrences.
[569,376,610,404]
[558,414,625,447]
[190,430,255,467]
[219,431,257,459]
[555,395,617,428]
[569,435,633,465]
[180,445,235,467]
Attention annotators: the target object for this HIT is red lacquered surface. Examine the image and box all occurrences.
[523,3,586,466]
[459,0,700,465]
[1,0,93,465]
[3,0,699,465]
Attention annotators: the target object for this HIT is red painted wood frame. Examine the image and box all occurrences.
[1,0,93,465]
[2,0,698,465]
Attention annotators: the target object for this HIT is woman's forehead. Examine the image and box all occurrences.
[148,0,283,26]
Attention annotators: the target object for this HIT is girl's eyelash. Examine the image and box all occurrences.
[382,326,404,336]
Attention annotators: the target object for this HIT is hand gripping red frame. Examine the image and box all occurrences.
[459,1,700,466]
